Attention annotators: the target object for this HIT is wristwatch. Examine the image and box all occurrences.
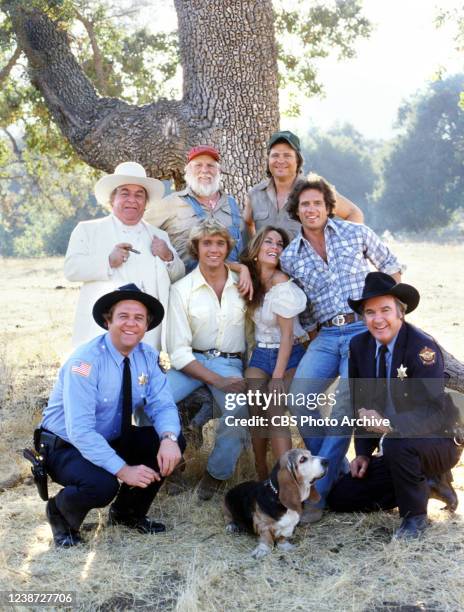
[161,432,178,443]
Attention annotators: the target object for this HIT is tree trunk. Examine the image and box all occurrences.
[175,0,279,196]
[442,347,464,393]
[4,0,279,196]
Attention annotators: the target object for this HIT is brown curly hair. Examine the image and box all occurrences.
[286,173,336,222]
[239,225,290,313]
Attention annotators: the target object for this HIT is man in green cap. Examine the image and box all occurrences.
[244,130,364,241]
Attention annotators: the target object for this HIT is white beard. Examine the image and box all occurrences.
[185,168,221,198]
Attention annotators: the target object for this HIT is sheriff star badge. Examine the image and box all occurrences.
[138,373,148,385]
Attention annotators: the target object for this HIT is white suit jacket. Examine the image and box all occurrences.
[64,215,184,349]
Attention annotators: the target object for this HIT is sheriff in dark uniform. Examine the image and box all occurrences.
[38,284,185,547]
[328,272,461,540]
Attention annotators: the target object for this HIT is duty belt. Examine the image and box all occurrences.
[38,429,73,451]
[320,313,359,328]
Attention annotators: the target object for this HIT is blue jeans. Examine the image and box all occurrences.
[289,320,366,506]
[166,353,248,480]
[248,343,306,377]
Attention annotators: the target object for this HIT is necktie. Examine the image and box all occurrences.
[121,357,133,445]
[376,345,388,413]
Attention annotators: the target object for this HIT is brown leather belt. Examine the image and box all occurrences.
[194,349,242,360]
[320,313,359,328]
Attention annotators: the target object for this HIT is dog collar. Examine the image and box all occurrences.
[265,478,278,495]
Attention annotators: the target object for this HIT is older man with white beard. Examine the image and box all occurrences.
[144,146,246,275]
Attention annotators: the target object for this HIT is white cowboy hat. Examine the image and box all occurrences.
[94,161,165,207]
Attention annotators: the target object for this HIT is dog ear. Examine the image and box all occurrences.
[309,485,321,503]
[277,458,302,513]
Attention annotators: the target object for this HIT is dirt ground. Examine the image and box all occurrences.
[0,241,463,612]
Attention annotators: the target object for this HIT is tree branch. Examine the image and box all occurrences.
[0,45,21,85]
[2,127,22,159]
[2,0,279,193]
[73,9,108,95]
[3,3,188,177]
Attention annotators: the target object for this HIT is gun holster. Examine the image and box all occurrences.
[23,428,49,501]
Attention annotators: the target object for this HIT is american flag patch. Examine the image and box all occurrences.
[71,362,92,377]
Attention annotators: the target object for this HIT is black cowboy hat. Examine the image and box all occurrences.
[92,283,164,331]
[348,272,420,315]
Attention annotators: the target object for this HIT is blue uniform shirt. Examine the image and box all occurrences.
[42,334,180,475]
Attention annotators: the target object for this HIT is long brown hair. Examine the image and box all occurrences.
[240,225,290,313]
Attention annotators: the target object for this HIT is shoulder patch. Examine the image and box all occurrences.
[418,346,436,366]
[71,361,92,377]
[158,351,171,373]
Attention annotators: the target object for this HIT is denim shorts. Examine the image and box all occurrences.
[248,343,306,377]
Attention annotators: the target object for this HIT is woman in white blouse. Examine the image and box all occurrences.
[240,226,308,479]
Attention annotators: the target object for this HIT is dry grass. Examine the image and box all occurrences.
[0,243,463,612]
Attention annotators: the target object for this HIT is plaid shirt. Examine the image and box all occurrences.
[280,218,403,328]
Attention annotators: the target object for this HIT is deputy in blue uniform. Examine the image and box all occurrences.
[39,284,185,547]
[327,272,461,540]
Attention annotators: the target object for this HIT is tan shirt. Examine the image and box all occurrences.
[144,187,245,263]
[248,177,301,240]
[167,266,246,370]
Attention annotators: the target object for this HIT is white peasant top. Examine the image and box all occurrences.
[253,280,307,344]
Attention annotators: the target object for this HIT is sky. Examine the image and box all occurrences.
[141,0,463,142]
[289,0,463,140]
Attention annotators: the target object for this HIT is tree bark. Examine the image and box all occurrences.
[442,347,464,393]
[175,0,279,196]
[4,0,279,195]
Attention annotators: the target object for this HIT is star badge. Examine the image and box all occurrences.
[138,373,148,385]
[397,364,408,381]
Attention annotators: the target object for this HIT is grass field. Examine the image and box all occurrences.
[0,241,463,612]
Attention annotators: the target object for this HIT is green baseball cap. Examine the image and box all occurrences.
[267,130,301,153]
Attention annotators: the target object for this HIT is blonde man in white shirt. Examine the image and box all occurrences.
[64,162,184,350]
[167,219,248,500]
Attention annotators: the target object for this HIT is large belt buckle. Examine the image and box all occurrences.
[206,349,221,359]
[331,314,346,326]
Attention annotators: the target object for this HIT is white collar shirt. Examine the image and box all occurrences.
[167,265,246,370]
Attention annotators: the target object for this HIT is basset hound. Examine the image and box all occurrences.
[224,448,328,559]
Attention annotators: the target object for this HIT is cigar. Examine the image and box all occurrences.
[124,247,141,254]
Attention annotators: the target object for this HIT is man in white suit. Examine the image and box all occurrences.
[64,162,184,351]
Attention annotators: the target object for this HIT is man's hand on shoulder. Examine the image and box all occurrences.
[157,437,182,477]
[236,264,253,300]
[116,464,160,487]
